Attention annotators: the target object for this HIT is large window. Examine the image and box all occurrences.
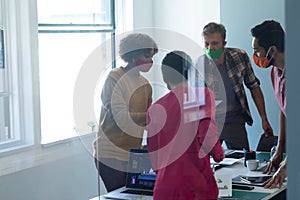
[0,0,38,152]
[0,0,132,152]
[0,27,9,142]
[37,0,115,144]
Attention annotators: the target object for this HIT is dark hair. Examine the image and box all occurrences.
[202,22,226,42]
[251,20,285,52]
[161,51,192,85]
[119,33,158,62]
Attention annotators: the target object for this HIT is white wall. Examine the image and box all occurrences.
[152,0,220,44]
[0,142,100,200]
[220,0,285,150]
[133,0,221,101]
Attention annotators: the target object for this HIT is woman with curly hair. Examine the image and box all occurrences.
[93,33,158,192]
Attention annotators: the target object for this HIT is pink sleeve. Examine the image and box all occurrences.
[198,88,224,162]
[146,107,159,172]
[198,119,224,162]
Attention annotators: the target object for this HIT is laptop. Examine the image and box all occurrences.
[103,149,155,200]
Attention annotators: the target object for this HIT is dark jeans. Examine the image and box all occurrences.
[219,121,250,150]
[94,158,127,192]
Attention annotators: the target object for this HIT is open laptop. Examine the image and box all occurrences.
[103,149,155,200]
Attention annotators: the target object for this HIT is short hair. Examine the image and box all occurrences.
[119,33,158,62]
[251,20,285,52]
[161,51,192,85]
[202,22,226,42]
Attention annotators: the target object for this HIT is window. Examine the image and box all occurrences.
[37,0,116,144]
[0,27,9,142]
[0,0,132,152]
[0,0,37,152]
[38,0,133,144]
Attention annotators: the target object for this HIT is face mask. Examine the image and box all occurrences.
[135,59,153,72]
[252,48,273,68]
[204,48,223,60]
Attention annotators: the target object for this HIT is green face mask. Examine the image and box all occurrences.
[204,48,223,60]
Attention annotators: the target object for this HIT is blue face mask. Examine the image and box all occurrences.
[204,48,223,60]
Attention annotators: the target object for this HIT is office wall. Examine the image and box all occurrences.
[220,0,285,150]
[0,143,100,200]
[133,0,220,101]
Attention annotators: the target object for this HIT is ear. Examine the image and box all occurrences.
[223,41,227,47]
[269,45,278,56]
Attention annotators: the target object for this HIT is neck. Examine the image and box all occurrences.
[125,63,140,76]
[214,52,225,66]
[274,53,285,70]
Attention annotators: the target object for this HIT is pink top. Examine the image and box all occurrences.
[146,87,224,200]
[271,67,286,116]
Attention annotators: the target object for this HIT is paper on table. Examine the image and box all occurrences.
[215,174,232,197]
[210,157,240,166]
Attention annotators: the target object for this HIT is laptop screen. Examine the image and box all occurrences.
[125,149,156,190]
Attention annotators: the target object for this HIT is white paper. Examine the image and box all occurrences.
[210,157,240,166]
[215,174,232,197]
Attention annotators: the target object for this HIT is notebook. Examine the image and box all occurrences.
[103,149,155,200]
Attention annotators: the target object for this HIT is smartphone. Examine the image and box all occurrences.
[241,175,272,183]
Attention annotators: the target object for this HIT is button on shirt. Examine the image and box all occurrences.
[271,66,286,116]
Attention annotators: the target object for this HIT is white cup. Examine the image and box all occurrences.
[246,159,260,171]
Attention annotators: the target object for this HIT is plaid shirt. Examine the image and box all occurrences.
[195,48,260,125]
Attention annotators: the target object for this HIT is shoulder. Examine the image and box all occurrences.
[139,74,151,85]
[108,67,125,79]
[149,91,175,110]
[225,47,248,57]
[225,48,251,67]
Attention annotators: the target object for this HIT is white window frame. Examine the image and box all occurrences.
[0,0,133,155]
[0,0,39,154]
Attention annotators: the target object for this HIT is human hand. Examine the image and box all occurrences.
[263,161,287,189]
[262,119,273,137]
[263,150,283,174]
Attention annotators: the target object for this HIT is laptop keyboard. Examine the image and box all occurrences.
[225,152,244,159]
[121,189,153,196]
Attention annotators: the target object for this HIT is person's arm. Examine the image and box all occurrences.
[130,84,152,126]
[278,110,286,156]
[198,88,224,162]
[146,108,158,173]
[242,52,273,136]
[263,157,287,189]
[264,111,286,174]
[250,86,273,136]
[106,75,151,133]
